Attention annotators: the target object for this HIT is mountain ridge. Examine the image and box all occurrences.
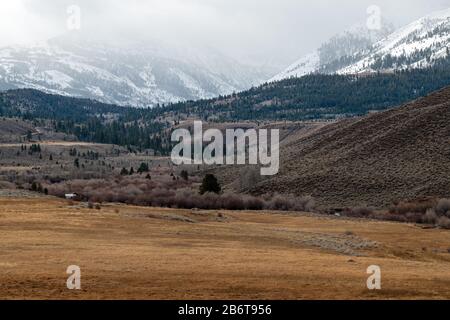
[272,8,450,81]
[0,35,272,108]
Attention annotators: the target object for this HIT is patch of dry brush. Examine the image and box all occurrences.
[44,176,315,212]
[343,198,450,229]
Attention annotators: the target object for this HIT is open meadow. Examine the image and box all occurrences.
[1,193,450,300]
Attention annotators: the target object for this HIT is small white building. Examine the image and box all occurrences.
[65,193,78,200]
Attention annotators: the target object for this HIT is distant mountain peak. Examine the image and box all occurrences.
[338,7,450,74]
[272,8,449,81]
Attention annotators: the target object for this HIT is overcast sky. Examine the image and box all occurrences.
[0,0,448,67]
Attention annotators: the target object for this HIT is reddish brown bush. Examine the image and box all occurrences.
[43,176,315,212]
[423,209,438,224]
[358,198,450,227]
[436,199,450,216]
[344,206,374,218]
[437,216,450,229]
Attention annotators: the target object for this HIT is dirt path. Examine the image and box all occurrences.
[0,196,450,300]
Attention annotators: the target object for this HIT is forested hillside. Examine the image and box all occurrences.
[0,89,172,154]
[0,56,449,153]
[163,56,450,121]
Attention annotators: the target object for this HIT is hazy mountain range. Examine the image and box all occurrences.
[0,8,448,107]
[0,35,272,107]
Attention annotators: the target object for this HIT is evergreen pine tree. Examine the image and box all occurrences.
[199,174,221,195]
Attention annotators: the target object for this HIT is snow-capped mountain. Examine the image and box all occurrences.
[0,34,272,107]
[272,8,450,81]
[269,52,320,82]
[338,8,450,74]
[270,21,394,81]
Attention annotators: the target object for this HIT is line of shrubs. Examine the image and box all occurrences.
[44,175,315,212]
[341,198,450,229]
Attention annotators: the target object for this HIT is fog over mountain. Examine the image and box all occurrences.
[1,0,448,66]
[0,34,272,107]
[0,1,448,106]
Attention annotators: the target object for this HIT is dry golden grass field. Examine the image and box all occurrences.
[1,194,450,300]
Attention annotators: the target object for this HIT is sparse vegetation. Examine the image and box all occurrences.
[44,176,315,212]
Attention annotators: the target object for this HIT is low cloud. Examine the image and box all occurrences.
[0,0,448,67]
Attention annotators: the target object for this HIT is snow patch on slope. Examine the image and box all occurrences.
[269,52,320,82]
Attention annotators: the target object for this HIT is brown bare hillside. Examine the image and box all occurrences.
[0,118,75,143]
[0,118,35,142]
[249,87,450,208]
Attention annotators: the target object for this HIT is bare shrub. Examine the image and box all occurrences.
[298,196,316,212]
[267,195,294,211]
[372,199,450,227]
[389,199,436,215]
[346,206,374,218]
[220,193,245,211]
[436,199,450,216]
[243,196,265,210]
[44,176,315,212]
[437,216,450,229]
[423,209,438,224]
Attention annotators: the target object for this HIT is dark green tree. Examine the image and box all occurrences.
[200,174,221,195]
[137,162,149,174]
[180,170,189,181]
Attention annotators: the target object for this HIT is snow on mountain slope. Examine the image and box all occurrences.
[269,52,320,82]
[338,8,450,74]
[270,21,393,81]
[0,35,271,107]
[272,8,449,81]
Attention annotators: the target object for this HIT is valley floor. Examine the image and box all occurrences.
[1,194,450,299]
